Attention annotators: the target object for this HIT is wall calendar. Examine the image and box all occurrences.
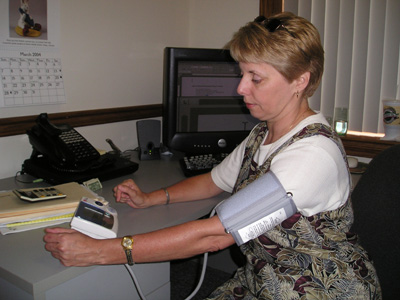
[0,0,64,108]
[1,52,65,107]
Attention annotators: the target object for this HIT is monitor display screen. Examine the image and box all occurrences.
[162,47,258,155]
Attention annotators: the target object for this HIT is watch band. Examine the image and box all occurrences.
[124,249,134,266]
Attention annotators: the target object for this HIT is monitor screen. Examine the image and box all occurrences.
[162,47,258,155]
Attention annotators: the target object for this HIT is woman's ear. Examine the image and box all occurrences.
[296,71,310,92]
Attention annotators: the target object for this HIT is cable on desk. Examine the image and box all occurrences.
[14,171,44,184]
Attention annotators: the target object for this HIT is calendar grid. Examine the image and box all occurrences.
[0,56,66,107]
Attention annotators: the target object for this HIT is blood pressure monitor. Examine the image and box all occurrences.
[70,197,118,239]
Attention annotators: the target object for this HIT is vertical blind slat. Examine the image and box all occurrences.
[334,0,355,109]
[363,0,386,132]
[320,1,340,120]
[349,0,370,132]
[284,0,299,15]
[298,0,312,20]
[379,0,400,132]
[308,0,326,112]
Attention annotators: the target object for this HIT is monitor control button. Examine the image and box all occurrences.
[217,139,227,148]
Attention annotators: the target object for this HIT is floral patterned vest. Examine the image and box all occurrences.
[230,122,381,299]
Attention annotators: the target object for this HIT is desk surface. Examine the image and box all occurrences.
[0,153,228,299]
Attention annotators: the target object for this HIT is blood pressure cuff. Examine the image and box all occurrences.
[216,171,297,246]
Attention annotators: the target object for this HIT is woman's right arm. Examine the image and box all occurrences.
[114,172,224,209]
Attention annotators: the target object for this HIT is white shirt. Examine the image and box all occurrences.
[211,112,350,217]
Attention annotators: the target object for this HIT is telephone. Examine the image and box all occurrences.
[27,113,102,171]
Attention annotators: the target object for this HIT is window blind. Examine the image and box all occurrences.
[284,0,400,134]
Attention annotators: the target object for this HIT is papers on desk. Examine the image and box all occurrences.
[0,212,74,235]
[0,182,100,235]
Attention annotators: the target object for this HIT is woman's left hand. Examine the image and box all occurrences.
[43,227,102,267]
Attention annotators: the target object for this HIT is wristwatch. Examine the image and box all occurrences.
[121,236,134,265]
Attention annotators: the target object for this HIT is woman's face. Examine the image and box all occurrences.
[237,62,298,122]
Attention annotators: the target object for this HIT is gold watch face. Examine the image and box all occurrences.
[122,236,133,249]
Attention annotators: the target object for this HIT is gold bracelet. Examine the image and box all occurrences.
[163,188,170,205]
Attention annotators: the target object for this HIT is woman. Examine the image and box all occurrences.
[44,12,381,299]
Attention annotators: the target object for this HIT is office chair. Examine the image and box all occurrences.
[351,144,400,299]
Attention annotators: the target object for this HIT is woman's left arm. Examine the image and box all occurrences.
[44,215,234,267]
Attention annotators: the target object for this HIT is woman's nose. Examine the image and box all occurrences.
[237,78,247,96]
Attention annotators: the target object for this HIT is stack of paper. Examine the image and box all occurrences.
[0,182,99,235]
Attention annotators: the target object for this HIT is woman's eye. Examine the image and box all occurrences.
[252,76,262,84]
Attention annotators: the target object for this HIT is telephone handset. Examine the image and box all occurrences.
[27,113,101,171]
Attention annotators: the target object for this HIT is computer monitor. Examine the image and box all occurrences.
[162,47,258,155]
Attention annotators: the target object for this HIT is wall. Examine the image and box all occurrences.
[0,0,258,179]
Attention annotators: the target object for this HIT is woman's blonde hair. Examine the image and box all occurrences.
[227,12,324,98]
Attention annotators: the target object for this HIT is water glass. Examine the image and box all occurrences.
[334,107,348,136]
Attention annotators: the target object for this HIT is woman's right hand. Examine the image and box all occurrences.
[113,179,150,209]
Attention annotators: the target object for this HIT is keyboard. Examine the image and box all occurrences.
[179,153,228,177]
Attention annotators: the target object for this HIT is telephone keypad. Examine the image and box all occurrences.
[59,129,99,162]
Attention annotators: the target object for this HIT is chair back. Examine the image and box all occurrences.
[351,145,400,299]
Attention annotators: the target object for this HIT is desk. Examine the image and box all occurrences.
[0,154,228,300]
